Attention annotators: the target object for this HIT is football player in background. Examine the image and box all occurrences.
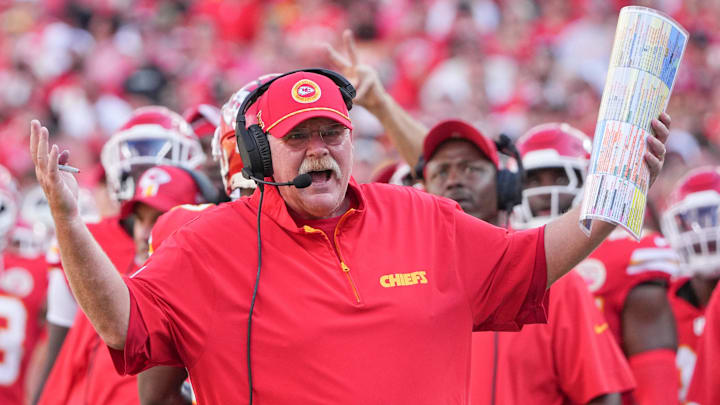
[420,121,634,404]
[0,165,49,405]
[515,122,681,405]
[184,104,227,202]
[660,167,720,403]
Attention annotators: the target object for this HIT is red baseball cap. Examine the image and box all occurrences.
[422,119,499,168]
[120,165,200,219]
[250,71,353,138]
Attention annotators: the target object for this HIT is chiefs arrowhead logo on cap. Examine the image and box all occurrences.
[139,168,172,197]
[291,79,321,103]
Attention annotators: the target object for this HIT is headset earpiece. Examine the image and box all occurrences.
[494,134,524,213]
[179,167,221,204]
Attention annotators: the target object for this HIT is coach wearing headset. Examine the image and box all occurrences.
[30,69,671,405]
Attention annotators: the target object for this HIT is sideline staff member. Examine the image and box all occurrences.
[30,70,671,404]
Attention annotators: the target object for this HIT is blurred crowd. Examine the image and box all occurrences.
[2,0,720,193]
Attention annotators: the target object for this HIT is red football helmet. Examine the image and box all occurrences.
[0,165,20,247]
[512,123,592,229]
[212,74,280,199]
[101,106,206,201]
[661,166,720,277]
[183,104,221,139]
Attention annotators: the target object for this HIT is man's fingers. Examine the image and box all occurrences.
[37,125,49,170]
[659,111,671,128]
[343,29,359,68]
[48,144,60,177]
[58,150,70,165]
[647,135,666,158]
[355,77,373,101]
[30,120,41,166]
[644,151,662,176]
[651,117,670,144]
[325,43,351,69]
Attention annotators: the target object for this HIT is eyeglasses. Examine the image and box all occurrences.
[281,124,349,149]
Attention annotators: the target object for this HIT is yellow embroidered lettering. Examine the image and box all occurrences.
[379,271,429,288]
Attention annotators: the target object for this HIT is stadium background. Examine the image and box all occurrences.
[0,0,717,197]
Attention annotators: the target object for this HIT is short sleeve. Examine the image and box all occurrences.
[453,208,549,331]
[46,269,78,327]
[108,231,217,375]
[552,273,635,403]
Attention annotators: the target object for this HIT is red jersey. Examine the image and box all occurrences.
[0,251,49,405]
[575,230,679,346]
[686,284,720,405]
[110,180,549,404]
[668,278,706,403]
[148,204,215,255]
[38,216,136,405]
[470,271,635,405]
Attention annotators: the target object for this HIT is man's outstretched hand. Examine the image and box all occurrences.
[29,120,79,223]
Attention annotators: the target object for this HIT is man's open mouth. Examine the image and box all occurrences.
[307,170,333,183]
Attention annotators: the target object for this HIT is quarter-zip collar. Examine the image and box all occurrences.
[246,177,366,233]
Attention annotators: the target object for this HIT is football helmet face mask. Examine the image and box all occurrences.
[101,106,206,201]
[661,167,720,278]
[8,220,46,258]
[212,74,280,199]
[0,165,19,247]
[512,123,592,229]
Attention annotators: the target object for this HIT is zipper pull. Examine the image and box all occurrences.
[341,262,350,273]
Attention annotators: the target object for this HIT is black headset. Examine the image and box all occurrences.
[234,68,356,180]
[414,133,524,213]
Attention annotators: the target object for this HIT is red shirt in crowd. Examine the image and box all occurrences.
[470,271,635,405]
[38,216,136,405]
[110,180,549,404]
[575,230,678,344]
[686,282,720,405]
[0,251,48,405]
[668,277,707,403]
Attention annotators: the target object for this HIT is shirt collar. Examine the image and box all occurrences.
[247,177,366,233]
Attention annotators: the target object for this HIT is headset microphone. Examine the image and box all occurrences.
[248,173,312,189]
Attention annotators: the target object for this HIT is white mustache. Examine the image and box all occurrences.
[298,156,342,179]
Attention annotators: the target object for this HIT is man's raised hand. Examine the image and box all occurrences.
[646,112,671,188]
[30,120,79,222]
[325,29,386,111]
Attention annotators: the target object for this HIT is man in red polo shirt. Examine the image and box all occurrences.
[30,69,671,404]
[423,121,635,404]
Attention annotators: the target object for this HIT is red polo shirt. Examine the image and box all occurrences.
[110,180,549,404]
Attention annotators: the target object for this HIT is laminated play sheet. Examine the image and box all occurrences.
[579,6,688,239]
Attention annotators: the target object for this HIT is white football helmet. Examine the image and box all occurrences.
[512,123,592,229]
[661,166,720,278]
[101,106,206,201]
[0,165,19,248]
[212,74,280,198]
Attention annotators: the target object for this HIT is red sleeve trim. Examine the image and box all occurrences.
[515,225,550,325]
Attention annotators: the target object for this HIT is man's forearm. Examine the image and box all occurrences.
[366,93,427,168]
[544,205,616,287]
[55,216,129,349]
